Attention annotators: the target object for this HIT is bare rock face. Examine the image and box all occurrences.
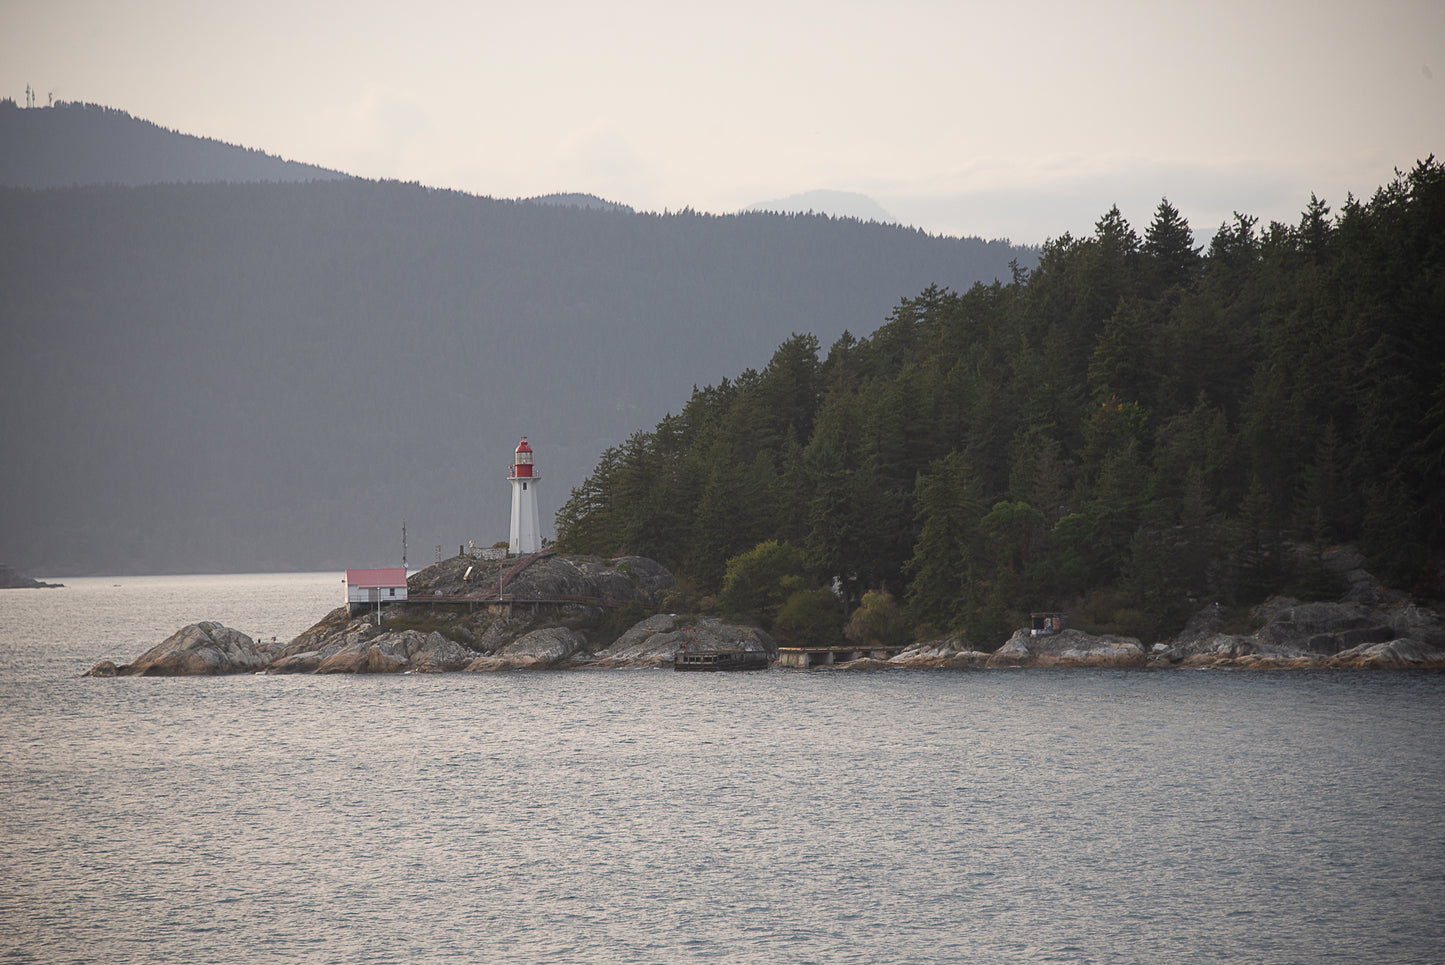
[409,632,475,672]
[887,640,991,668]
[465,627,586,671]
[118,622,272,676]
[607,557,677,602]
[1328,637,1445,668]
[986,628,1146,668]
[278,606,353,658]
[315,632,414,674]
[593,613,686,667]
[1380,605,1445,649]
[406,553,677,607]
[267,651,324,674]
[311,629,475,674]
[591,615,777,668]
[1157,593,1445,669]
[1253,601,1394,655]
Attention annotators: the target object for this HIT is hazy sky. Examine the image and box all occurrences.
[6,0,1441,243]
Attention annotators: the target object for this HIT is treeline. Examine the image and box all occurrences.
[555,159,1445,643]
[0,100,349,188]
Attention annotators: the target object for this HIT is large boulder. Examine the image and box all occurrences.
[312,629,476,674]
[1380,605,1445,649]
[276,619,383,670]
[886,638,992,668]
[116,622,271,676]
[315,631,415,673]
[1157,596,1445,668]
[1252,601,1394,655]
[267,651,325,674]
[1318,544,1408,605]
[465,627,586,671]
[593,613,687,667]
[1328,637,1445,669]
[591,615,776,668]
[986,628,1146,668]
[408,631,476,672]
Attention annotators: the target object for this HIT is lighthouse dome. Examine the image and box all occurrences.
[512,437,535,478]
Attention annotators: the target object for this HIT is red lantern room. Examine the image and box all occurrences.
[511,437,534,478]
[508,435,542,554]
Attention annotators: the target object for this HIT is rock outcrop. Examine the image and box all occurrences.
[880,638,992,669]
[89,622,273,676]
[1,565,63,589]
[405,553,676,608]
[464,627,587,671]
[987,628,1147,668]
[1153,596,1445,669]
[590,614,777,668]
[312,630,475,674]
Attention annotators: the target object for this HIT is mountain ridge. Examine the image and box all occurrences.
[0,99,350,188]
[0,105,1038,576]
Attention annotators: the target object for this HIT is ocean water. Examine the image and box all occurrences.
[1,574,1443,965]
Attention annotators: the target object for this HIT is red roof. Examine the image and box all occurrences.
[515,437,532,453]
[346,567,408,588]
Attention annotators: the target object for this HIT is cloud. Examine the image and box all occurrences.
[342,84,438,181]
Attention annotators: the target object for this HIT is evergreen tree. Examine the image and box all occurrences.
[1141,197,1200,299]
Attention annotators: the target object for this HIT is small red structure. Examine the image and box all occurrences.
[346,567,408,614]
[511,437,534,478]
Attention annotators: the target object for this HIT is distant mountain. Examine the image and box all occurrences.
[524,192,634,213]
[0,105,1038,577]
[0,100,349,188]
[744,189,896,225]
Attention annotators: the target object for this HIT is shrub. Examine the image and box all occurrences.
[844,588,909,649]
[773,588,845,648]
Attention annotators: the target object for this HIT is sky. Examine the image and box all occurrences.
[4,0,1441,245]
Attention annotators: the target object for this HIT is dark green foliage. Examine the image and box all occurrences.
[718,540,810,623]
[844,588,910,649]
[774,588,846,647]
[556,161,1445,637]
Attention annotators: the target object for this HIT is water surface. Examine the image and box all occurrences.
[2,576,1441,963]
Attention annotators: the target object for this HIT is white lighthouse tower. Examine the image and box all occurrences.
[508,436,542,555]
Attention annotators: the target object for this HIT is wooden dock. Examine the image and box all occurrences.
[774,645,907,668]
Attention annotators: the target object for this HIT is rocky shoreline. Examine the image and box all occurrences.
[86,549,1445,677]
[1,565,63,589]
[881,596,1445,671]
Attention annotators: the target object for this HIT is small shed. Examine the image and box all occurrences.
[346,567,408,613]
[1030,612,1068,636]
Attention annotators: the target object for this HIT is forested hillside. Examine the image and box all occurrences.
[555,160,1445,643]
[0,100,348,187]
[1,176,1030,575]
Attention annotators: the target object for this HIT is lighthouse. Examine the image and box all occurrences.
[508,436,542,555]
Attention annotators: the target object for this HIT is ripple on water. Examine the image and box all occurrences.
[2,578,1444,963]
